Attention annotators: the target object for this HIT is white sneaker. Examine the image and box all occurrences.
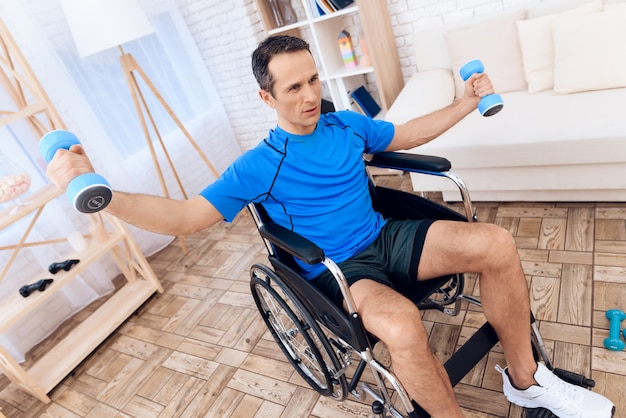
[495,363,615,418]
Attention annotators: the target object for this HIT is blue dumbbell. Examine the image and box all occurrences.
[604,309,626,351]
[39,130,112,213]
[459,59,504,117]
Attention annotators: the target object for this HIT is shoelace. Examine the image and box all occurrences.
[541,371,582,402]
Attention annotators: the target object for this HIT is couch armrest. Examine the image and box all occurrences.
[385,69,455,125]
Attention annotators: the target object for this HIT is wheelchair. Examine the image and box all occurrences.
[248,152,595,418]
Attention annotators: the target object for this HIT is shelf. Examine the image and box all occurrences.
[0,184,62,230]
[0,19,163,404]
[310,5,358,23]
[266,4,358,35]
[0,229,126,333]
[28,278,159,392]
[321,64,374,81]
[0,207,162,403]
[267,20,309,35]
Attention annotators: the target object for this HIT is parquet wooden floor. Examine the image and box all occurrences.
[1,174,625,417]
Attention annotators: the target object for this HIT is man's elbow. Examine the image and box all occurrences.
[175,196,223,236]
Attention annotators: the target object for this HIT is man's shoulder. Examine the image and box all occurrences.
[230,137,285,173]
[321,110,390,131]
[321,109,363,126]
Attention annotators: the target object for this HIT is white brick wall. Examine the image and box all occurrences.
[175,0,563,151]
[173,0,274,151]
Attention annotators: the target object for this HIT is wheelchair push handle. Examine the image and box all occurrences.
[459,59,503,117]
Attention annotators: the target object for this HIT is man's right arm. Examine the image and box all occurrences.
[46,145,224,236]
[105,192,224,236]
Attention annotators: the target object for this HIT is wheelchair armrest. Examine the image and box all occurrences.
[368,151,451,173]
[258,222,325,265]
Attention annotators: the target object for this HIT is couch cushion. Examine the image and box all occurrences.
[444,10,527,99]
[604,1,626,9]
[552,7,626,93]
[516,0,603,94]
[411,87,626,168]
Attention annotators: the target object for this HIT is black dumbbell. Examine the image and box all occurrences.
[48,259,80,274]
[19,279,54,297]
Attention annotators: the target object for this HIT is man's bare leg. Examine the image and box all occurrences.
[349,279,466,418]
[417,221,538,388]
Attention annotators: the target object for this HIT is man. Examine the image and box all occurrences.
[47,35,614,418]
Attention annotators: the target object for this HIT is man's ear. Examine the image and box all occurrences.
[258,89,274,108]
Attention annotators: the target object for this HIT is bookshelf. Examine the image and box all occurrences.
[252,0,404,114]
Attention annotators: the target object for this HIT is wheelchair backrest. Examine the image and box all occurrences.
[369,184,466,222]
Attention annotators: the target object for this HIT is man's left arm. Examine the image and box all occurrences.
[385,72,493,152]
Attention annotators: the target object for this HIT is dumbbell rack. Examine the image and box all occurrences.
[0,185,163,403]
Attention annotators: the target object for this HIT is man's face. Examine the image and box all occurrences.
[260,50,322,135]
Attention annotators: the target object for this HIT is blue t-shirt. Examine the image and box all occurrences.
[200,110,395,278]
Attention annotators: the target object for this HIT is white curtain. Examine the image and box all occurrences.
[0,0,240,362]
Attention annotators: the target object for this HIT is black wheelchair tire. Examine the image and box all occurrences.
[250,264,348,399]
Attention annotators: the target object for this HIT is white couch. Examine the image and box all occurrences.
[385,0,626,202]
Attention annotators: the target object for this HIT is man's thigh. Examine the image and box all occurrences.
[417,220,502,281]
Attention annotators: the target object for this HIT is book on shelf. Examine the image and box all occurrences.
[350,99,365,115]
[350,86,381,118]
[328,0,354,10]
[315,0,336,14]
[268,0,285,26]
[307,0,322,16]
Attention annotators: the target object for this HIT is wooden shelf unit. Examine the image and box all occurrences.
[0,16,164,403]
[0,191,163,403]
[252,0,404,113]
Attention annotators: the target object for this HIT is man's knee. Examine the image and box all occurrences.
[481,223,518,258]
[368,300,429,351]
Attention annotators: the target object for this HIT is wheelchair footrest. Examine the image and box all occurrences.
[552,367,595,389]
[525,408,559,418]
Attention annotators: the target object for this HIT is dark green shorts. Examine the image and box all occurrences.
[310,219,435,308]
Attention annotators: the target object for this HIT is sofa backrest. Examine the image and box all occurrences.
[413,0,592,72]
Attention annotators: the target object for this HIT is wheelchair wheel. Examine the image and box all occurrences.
[250,264,348,399]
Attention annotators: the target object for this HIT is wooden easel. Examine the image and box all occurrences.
[0,16,98,283]
[0,17,163,403]
[119,46,220,253]
[0,18,65,138]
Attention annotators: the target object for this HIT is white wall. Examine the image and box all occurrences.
[172,0,569,151]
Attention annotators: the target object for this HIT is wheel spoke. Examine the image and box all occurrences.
[250,264,349,400]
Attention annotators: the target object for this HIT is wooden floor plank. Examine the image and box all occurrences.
[2,173,623,417]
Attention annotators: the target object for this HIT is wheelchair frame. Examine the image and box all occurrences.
[248,152,591,418]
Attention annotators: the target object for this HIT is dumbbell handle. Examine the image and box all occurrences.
[459,59,503,117]
[39,130,112,213]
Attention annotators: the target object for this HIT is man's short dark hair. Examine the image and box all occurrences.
[252,35,311,96]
